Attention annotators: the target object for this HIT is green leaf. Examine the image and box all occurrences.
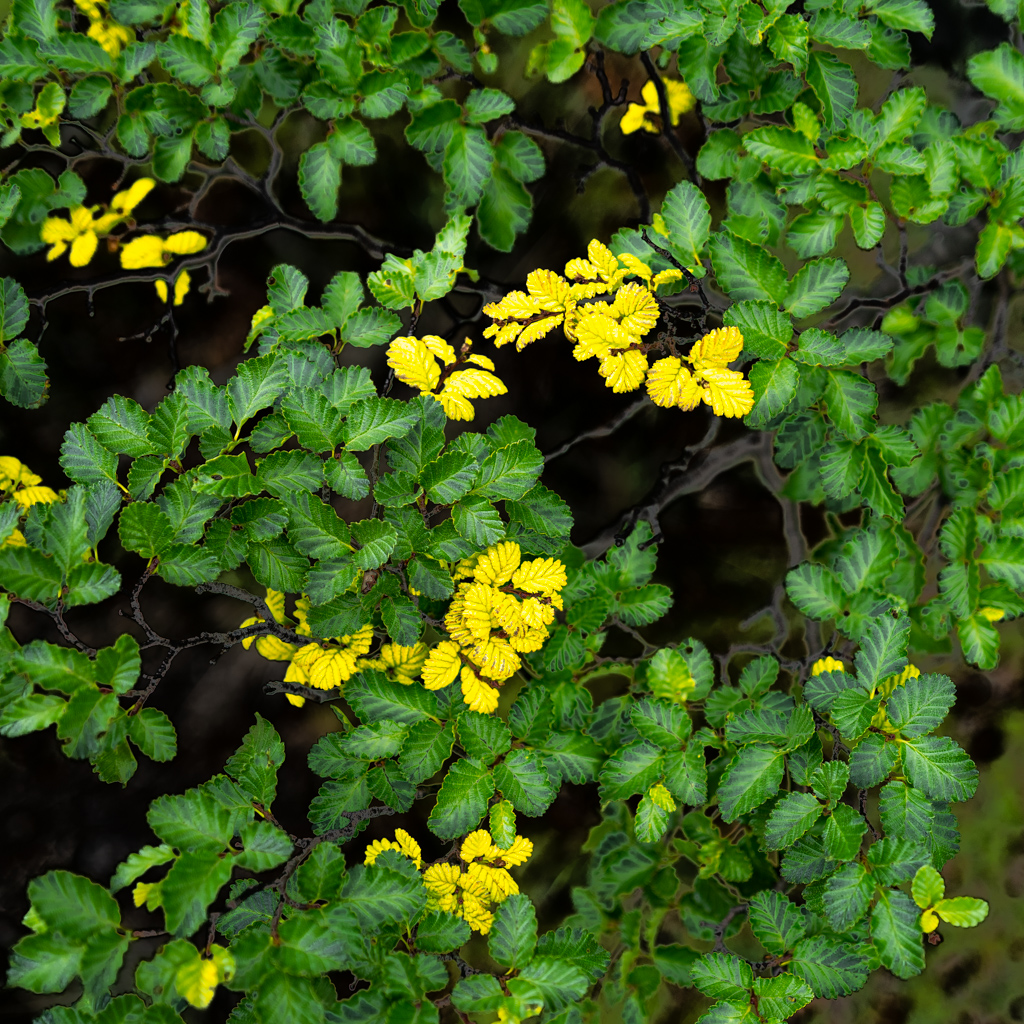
[110,843,175,893]
[61,423,117,485]
[911,863,944,908]
[477,165,532,252]
[128,708,177,762]
[967,42,1024,130]
[0,338,49,408]
[747,891,807,955]
[475,440,543,501]
[718,745,785,822]
[465,87,515,123]
[350,518,397,568]
[871,888,925,979]
[453,494,505,546]
[935,896,989,927]
[344,397,417,450]
[786,563,846,619]
[709,231,788,303]
[235,820,293,871]
[225,713,285,806]
[823,862,873,929]
[506,483,573,537]
[119,503,175,560]
[427,757,494,839]
[416,911,472,954]
[0,276,29,342]
[745,126,819,174]
[787,211,841,258]
[488,893,537,969]
[444,123,494,206]
[400,720,456,783]
[325,451,370,500]
[347,671,439,726]
[785,258,850,318]
[7,931,83,994]
[661,181,711,271]
[788,935,869,998]
[902,736,978,802]
[806,50,858,132]
[887,673,955,737]
[745,358,798,428]
[599,742,664,801]
[507,956,589,1013]
[27,870,120,938]
[493,749,558,816]
[147,786,235,852]
[161,849,234,936]
[763,791,823,850]
[690,952,753,1002]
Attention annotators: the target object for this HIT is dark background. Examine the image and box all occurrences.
[2,1,1024,1020]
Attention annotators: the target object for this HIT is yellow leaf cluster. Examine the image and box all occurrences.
[482,242,753,417]
[620,79,696,136]
[74,0,134,56]
[41,179,155,267]
[386,335,506,421]
[0,456,61,550]
[421,542,567,714]
[417,828,534,934]
[154,269,191,306]
[241,589,374,707]
[121,230,207,270]
[364,828,422,869]
[646,327,754,417]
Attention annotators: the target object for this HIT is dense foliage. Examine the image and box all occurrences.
[1,0,1020,1019]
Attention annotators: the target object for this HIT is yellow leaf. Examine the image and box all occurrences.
[461,830,497,862]
[511,556,567,595]
[587,239,620,281]
[979,606,1006,622]
[176,957,220,1010]
[482,290,544,322]
[173,269,191,305]
[920,909,939,933]
[111,178,156,215]
[493,834,533,867]
[811,656,846,675]
[611,282,659,336]
[619,253,652,282]
[564,257,601,283]
[468,637,521,681]
[422,640,462,690]
[689,326,744,370]
[387,336,441,393]
[154,280,168,303]
[698,367,755,417]
[285,693,306,707]
[69,232,99,268]
[652,268,684,291]
[163,230,207,255]
[13,486,60,508]
[421,334,456,365]
[598,349,648,392]
[442,368,507,399]
[526,268,573,310]
[572,312,630,361]
[473,541,521,586]
[120,235,168,269]
[436,391,475,420]
[648,782,676,812]
[465,352,496,371]
[645,356,702,410]
[461,665,500,713]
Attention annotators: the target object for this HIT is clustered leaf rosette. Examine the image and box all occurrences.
[366,827,534,935]
[0,456,61,550]
[386,334,507,421]
[911,864,989,934]
[482,239,754,416]
[420,541,568,714]
[620,77,696,135]
[239,589,377,708]
[40,179,155,268]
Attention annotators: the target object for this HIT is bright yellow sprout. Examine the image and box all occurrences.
[420,542,567,714]
[40,179,155,267]
[155,269,191,306]
[483,241,752,417]
[620,79,696,135]
[120,231,207,270]
[810,656,845,676]
[386,335,507,421]
[74,0,134,56]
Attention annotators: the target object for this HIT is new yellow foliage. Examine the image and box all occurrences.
[620,78,696,135]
